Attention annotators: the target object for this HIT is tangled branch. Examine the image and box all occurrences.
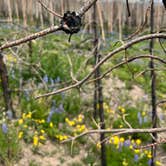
[35,33,166,99]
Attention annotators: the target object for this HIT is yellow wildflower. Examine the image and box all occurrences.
[134,149,140,154]
[18,119,23,125]
[22,113,26,119]
[59,135,64,141]
[136,139,141,145]
[96,142,101,149]
[155,161,162,166]
[131,139,135,144]
[118,106,126,113]
[49,122,53,128]
[147,152,152,158]
[23,125,28,128]
[39,119,45,123]
[65,118,75,126]
[144,150,148,154]
[119,124,123,128]
[110,136,119,145]
[77,114,84,122]
[76,124,86,132]
[120,137,125,143]
[63,135,68,140]
[33,136,39,146]
[26,112,32,118]
[129,145,133,149]
[122,159,128,166]
[39,135,46,140]
[18,131,23,139]
[141,111,146,117]
[40,129,45,134]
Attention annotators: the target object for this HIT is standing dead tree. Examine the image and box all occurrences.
[149,1,157,166]
[0,52,14,117]
[93,2,106,165]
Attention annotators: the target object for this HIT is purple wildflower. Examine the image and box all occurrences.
[134,154,139,162]
[43,75,49,83]
[50,78,54,86]
[2,123,8,134]
[138,116,142,125]
[7,110,13,120]
[143,116,148,123]
[55,104,65,114]
[124,140,130,147]
[148,159,152,166]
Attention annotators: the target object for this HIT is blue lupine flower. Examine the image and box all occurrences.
[43,75,49,83]
[7,110,13,120]
[50,78,54,86]
[61,92,65,100]
[138,116,143,125]
[118,142,123,152]
[148,159,152,166]
[55,76,60,83]
[24,90,30,101]
[11,70,15,79]
[137,112,141,119]
[134,154,139,162]
[143,116,148,123]
[124,140,130,147]
[2,123,8,134]
[47,105,56,122]
[56,103,65,113]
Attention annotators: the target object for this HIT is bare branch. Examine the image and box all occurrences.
[125,3,151,40]
[62,128,166,143]
[38,0,63,18]
[35,33,166,99]
[126,0,131,17]
[78,0,98,17]
[91,55,166,82]
[156,100,166,106]
[0,26,61,51]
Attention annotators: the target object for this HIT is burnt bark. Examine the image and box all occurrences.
[0,53,14,117]
[149,1,157,166]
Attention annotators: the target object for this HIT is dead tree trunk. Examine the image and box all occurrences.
[93,2,106,166]
[149,1,157,166]
[0,52,14,118]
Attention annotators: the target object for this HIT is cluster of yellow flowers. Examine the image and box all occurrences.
[55,134,68,141]
[109,136,125,148]
[65,114,87,134]
[17,112,48,147]
[118,106,126,114]
[108,135,162,165]
[33,130,46,147]
[103,103,115,114]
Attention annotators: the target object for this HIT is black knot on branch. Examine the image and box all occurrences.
[61,11,82,42]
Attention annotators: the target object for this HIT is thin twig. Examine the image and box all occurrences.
[78,0,98,17]
[89,55,166,83]
[125,3,151,40]
[38,0,63,18]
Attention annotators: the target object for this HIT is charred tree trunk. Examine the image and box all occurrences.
[149,1,157,166]
[0,52,14,117]
[93,3,106,166]
[93,2,98,120]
